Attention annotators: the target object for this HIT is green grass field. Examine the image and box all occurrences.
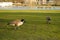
[0,10,60,40]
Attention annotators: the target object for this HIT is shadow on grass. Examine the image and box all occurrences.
[0,26,16,31]
[0,19,11,22]
[0,18,16,30]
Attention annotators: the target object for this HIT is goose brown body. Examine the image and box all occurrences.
[8,19,24,27]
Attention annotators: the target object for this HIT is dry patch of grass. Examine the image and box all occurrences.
[0,10,60,13]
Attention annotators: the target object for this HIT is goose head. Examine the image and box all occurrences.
[21,19,24,22]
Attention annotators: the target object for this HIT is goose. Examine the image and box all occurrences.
[7,19,24,30]
[46,16,51,24]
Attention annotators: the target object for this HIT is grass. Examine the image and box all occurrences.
[0,10,60,13]
[0,11,60,40]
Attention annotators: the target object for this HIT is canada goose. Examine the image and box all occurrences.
[46,16,51,24]
[7,19,24,30]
